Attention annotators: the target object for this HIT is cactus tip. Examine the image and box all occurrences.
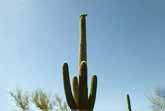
[63,62,68,68]
[80,13,87,17]
[93,75,97,79]
[63,62,68,65]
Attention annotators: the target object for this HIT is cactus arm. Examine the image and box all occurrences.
[73,76,79,104]
[79,61,88,109]
[127,94,132,111]
[62,63,77,109]
[88,75,97,111]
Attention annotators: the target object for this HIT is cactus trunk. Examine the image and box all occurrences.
[79,14,87,65]
[62,14,97,111]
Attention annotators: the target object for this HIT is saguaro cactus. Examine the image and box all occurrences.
[62,14,97,111]
[127,94,132,111]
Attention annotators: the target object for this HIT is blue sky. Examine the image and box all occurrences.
[0,0,165,110]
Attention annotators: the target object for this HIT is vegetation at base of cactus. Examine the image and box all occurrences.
[149,88,165,111]
[32,89,53,111]
[62,14,97,111]
[10,88,29,111]
[10,88,69,111]
[127,94,132,111]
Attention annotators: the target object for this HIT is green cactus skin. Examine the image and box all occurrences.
[62,14,97,111]
[63,63,77,109]
[88,75,97,111]
[127,94,132,111]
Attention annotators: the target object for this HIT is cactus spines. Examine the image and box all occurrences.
[62,14,97,111]
[127,94,132,111]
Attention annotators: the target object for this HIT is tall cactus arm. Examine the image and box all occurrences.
[79,61,88,109]
[88,75,97,111]
[62,63,77,109]
[127,94,132,111]
[73,76,79,104]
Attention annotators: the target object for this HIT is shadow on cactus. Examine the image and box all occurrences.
[62,14,98,111]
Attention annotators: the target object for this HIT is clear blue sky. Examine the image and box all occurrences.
[0,0,165,110]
